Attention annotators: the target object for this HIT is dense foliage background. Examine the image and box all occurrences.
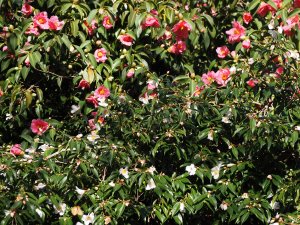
[0,0,299,224]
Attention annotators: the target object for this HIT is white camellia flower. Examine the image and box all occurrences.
[220,201,228,210]
[185,164,196,176]
[35,208,44,218]
[211,163,222,179]
[145,178,156,190]
[82,212,95,225]
[54,203,67,216]
[75,187,86,198]
[119,167,129,179]
[38,144,50,152]
[146,166,156,175]
[71,105,80,114]
[87,131,100,143]
[33,183,46,190]
[179,202,185,212]
[109,181,115,187]
[98,97,108,107]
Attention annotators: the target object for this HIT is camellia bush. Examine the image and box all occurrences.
[1,0,300,224]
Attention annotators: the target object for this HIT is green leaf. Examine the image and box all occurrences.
[87,9,98,24]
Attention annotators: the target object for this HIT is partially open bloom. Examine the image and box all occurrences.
[194,85,204,96]
[48,16,64,31]
[102,16,113,29]
[215,68,231,86]
[185,164,196,175]
[282,15,300,36]
[126,68,135,78]
[86,94,98,107]
[33,12,49,30]
[225,21,245,44]
[84,19,97,35]
[94,48,107,63]
[202,71,216,85]
[172,20,192,40]
[87,131,99,143]
[142,16,160,29]
[216,46,229,58]
[10,144,24,156]
[168,40,187,54]
[145,178,156,190]
[21,3,34,16]
[94,85,110,99]
[242,39,251,49]
[54,203,67,216]
[78,79,90,90]
[119,167,129,178]
[118,34,134,46]
[243,12,252,24]
[31,119,49,135]
[211,163,222,179]
[246,79,258,88]
[257,2,276,17]
[147,80,158,90]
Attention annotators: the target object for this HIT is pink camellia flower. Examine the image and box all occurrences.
[276,66,284,75]
[257,2,275,17]
[10,144,24,156]
[86,94,99,107]
[242,39,251,49]
[25,56,30,67]
[88,119,97,130]
[94,85,110,99]
[172,20,192,40]
[25,24,40,36]
[246,79,258,88]
[2,46,8,51]
[273,0,283,8]
[83,19,97,35]
[78,79,90,90]
[141,16,160,29]
[243,12,253,24]
[48,16,64,31]
[102,16,113,29]
[118,34,134,46]
[202,71,216,85]
[282,15,299,36]
[225,21,246,44]
[147,80,158,90]
[127,68,135,78]
[215,68,231,86]
[216,46,230,58]
[31,119,49,135]
[33,12,49,30]
[94,48,107,63]
[21,3,34,16]
[168,41,187,55]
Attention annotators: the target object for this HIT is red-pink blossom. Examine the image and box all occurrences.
[150,9,158,16]
[215,68,231,86]
[172,20,192,40]
[276,66,284,75]
[246,79,258,88]
[294,0,300,8]
[168,41,187,55]
[33,12,49,30]
[94,85,110,99]
[48,16,64,31]
[102,16,113,29]
[83,19,97,35]
[242,39,251,49]
[118,34,134,46]
[78,79,90,90]
[243,12,253,24]
[10,144,24,156]
[147,80,158,90]
[194,85,204,97]
[94,48,107,63]
[257,2,275,17]
[282,15,299,36]
[202,71,216,85]
[216,46,230,58]
[86,94,99,107]
[88,119,97,130]
[21,3,34,16]
[225,21,246,44]
[31,119,49,135]
[142,16,160,29]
